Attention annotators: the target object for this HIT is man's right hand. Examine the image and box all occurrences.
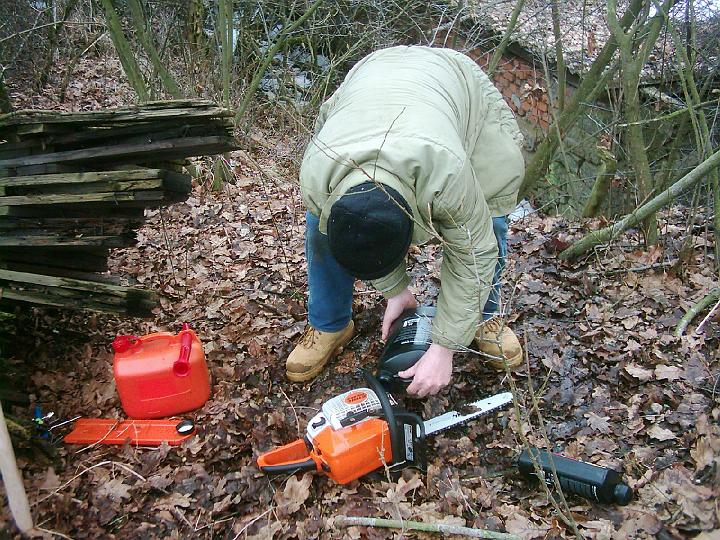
[381,287,417,341]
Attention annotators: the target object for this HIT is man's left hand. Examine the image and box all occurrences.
[399,344,454,397]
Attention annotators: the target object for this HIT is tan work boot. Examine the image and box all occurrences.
[286,321,354,382]
[475,317,523,370]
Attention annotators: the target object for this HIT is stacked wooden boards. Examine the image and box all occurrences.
[0,100,237,317]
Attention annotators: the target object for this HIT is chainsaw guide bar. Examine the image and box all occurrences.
[423,391,513,436]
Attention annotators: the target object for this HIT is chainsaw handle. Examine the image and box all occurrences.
[260,459,318,474]
[257,438,322,475]
[361,369,403,466]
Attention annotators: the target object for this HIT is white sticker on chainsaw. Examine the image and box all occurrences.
[404,424,414,461]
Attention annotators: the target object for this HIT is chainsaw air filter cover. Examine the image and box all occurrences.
[377,306,436,392]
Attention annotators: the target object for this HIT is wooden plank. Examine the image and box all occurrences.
[0,235,133,248]
[0,216,144,232]
[12,179,166,195]
[0,169,165,188]
[0,140,43,159]
[1,119,233,152]
[0,104,233,129]
[0,247,109,272]
[0,205,146,220]
[0,262,123,284]
[0,136,237,168]
[15,124,74,136]
[0,190,166,206]
[1,288,119,312]
[12,281,133,306]
[1,164,74,177]
[0,288,156,317]
[0,269,142,297]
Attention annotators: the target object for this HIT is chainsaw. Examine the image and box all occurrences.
[257,370,512,484]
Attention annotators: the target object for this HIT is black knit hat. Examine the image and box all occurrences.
[328,182,413,280]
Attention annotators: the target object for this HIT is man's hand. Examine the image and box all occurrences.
[381,288,417,341]
[399,344,454,397]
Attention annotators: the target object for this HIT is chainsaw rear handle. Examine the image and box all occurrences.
[361,368,403,466]
[257,438,322,475]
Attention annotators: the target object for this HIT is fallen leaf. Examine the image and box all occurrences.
[504,513,551,539]
[96,477,132,501]
[622,316,641,330]
[154,493,193,511]
[585,412,612,434]
[386,475,424,504]
[655,365,682,381]
[648,425,676,441]
[274,473,312,515]
[625,363,654,381]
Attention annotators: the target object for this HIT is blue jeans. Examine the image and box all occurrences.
[305,211,508,331]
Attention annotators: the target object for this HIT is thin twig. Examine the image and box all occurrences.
[695,291,720,334]
[335,515,520,539]
[35,527,75,540]
[277,385,301,437]
[231,507,275,540]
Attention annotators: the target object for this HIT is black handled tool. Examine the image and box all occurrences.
[518,448,633,505]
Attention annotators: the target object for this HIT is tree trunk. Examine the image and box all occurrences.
[126,0,182,98]
[519,0,644,200]
[550,0,566,112]
[213,0,234,190]
[621,71,657,243]
[560,148,720,261]
[606,0,674,245]
[487,0,527,77]
[661,5,720,270]
[99,0,149,101]
[186,0,205,54]
[38,0,80,89]
[234,0,325,126]
[582,147,617,218]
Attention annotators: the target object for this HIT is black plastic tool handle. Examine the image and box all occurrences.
[518,448,633,505]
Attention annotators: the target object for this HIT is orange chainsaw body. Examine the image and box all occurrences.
[257,417,392,484]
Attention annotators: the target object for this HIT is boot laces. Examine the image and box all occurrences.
[299,326,320,348]
[482,316,505,334]
[479,317,506,344]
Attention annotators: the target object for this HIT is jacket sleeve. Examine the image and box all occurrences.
[430,164,498,350]
[370,262,411,298]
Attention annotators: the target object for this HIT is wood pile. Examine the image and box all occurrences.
[0,100,237,317]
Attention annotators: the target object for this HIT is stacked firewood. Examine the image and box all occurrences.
[0,100,237,317]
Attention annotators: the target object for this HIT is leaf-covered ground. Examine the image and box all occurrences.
[2,60,719,540]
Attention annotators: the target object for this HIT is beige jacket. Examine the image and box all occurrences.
[300,46,525,349]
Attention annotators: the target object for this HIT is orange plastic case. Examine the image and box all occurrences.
[112,324,210,419]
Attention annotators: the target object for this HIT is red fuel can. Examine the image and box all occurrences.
[112,323,210,419]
